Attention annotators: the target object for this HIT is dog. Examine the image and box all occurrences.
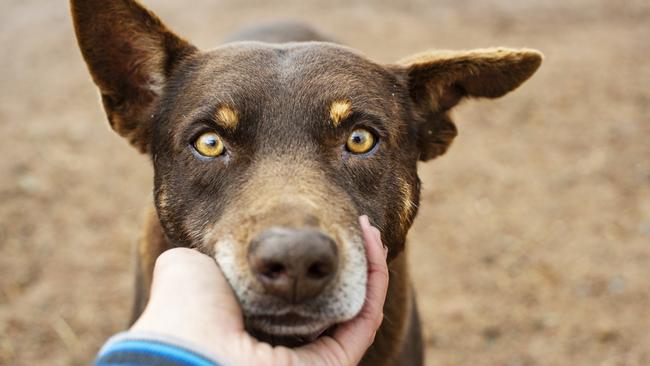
[70,0,542,364]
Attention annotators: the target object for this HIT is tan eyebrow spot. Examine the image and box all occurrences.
[216,106,238,129]
[329,100,352,127]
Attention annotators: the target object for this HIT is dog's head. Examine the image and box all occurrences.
[72,0,541,345]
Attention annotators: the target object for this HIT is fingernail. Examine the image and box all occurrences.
[359,215,369,228]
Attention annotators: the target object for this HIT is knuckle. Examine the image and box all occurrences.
[374,313,384,329]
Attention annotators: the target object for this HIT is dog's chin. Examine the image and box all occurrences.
[245,313,336,347]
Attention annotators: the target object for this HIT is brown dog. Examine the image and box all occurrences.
[70,1,542,364]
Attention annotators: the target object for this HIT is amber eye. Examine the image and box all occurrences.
[193,132,225,157]
[346,128,376,154]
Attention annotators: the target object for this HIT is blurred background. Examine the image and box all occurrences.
[1,0,648,365]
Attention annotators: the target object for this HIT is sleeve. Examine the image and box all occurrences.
[94,331,222,366]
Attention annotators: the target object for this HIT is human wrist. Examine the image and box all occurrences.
[96,331,224,366]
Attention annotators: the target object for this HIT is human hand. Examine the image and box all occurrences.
[130,215,389,366]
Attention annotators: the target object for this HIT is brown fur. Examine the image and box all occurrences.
[131,203,173,322]
[71,1,542,364]
[398,48,542,161]
[70,0,196,153]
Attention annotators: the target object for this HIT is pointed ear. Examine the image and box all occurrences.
[71,0,197,153]
[397,48,542,161]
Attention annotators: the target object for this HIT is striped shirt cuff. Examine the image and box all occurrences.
[95,331,221,366]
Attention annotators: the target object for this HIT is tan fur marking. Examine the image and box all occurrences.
[397,177,416,229]
[398,47,543,69]
[216,106,239,129]
[329,100,352,127]
[157,183,168,209]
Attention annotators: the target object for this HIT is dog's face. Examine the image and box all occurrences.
[72,0,541,345]
[151,43,420,341]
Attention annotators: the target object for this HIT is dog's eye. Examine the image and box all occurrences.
[193,132,225,157]
[346,128,376,154]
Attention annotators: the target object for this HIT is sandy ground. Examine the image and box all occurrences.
[1,0,649,365]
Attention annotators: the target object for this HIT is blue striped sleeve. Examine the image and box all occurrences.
[95,333,221,366]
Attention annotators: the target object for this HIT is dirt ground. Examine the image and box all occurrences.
[1,0,648,365]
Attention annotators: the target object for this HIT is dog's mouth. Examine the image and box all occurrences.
[212,232,368,348]
[245,312,335,347]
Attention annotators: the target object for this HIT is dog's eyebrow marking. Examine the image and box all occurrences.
[216,106,239,130]
[329,100,352,127]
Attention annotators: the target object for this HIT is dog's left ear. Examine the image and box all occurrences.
[396,48,542,161]
[71,0,197,153]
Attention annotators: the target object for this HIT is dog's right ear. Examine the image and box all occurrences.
[71,0,197,153]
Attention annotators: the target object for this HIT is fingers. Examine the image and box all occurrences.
[359,214,389,266]
[294,215,389,366]
[150,247,224,295]
[131,248,245,349]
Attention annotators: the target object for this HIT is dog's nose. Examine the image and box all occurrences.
[248,227,338,304]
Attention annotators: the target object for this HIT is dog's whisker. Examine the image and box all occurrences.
[381,314,396,327]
